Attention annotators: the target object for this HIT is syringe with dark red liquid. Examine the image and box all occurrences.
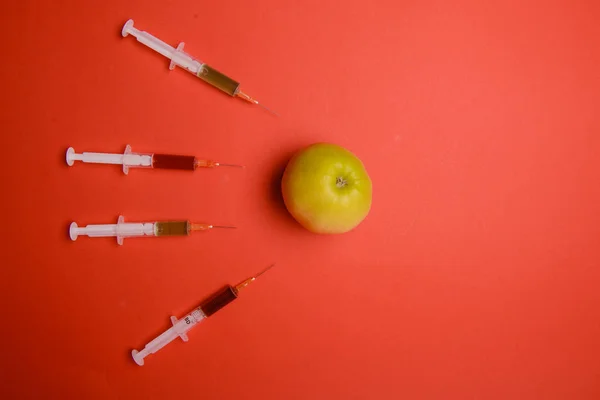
[66,145,243,174]
[131,264,275,366]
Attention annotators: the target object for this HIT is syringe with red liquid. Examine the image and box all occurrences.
[131,264,276,366]
[66,145,243,174]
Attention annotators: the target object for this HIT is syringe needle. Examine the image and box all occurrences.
[194,159,246,168]
[254,263,276,279]
[194,159,245,169]
[236,91,278,116]
[190,223,237,231]
[234,264,276,293]
[214,162,245,168]
[256,101,279,117]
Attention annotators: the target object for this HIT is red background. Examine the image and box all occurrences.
[2,0,599,398]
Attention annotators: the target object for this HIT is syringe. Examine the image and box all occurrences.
[66,145,243,174]
[69,215,235,245]
[131,264,275,366]
[121,19,277,116]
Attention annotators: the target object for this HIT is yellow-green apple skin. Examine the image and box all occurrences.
[281,143,372,234]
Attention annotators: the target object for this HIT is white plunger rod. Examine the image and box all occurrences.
[66,147,152,167]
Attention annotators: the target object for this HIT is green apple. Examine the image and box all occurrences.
[281,143,372,234]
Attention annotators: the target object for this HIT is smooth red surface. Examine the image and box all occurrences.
[2,1,599,398]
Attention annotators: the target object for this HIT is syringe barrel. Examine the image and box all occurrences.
[199,286,238,316]
[170,46,203,75]
[196,64,240,96]
[151,154,197,171]
[80,222,154,238]
[77,152,152,166]
[173,309,206,333]
[117,222,156,237]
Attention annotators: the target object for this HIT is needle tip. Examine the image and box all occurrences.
[211,225,237,229]
[215,163,245,168]
[257,102,279,117]
[234,264,276,293]
[255,263,276,278]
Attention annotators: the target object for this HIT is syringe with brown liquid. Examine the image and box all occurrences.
[69,215,235,245]
[121,19,277,116]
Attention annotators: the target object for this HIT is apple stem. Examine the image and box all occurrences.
[336,177,348,188]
